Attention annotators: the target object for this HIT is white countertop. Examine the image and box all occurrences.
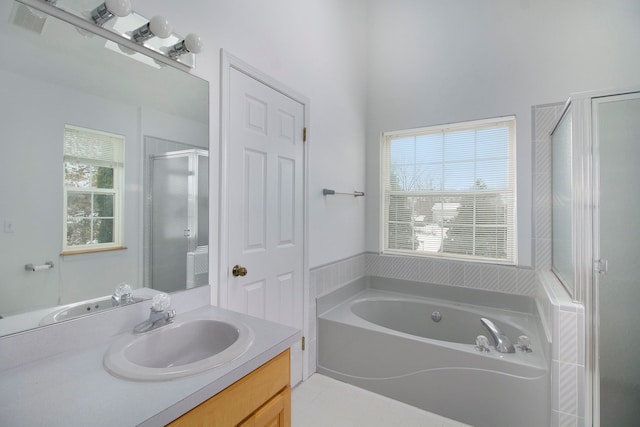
[0,305,300,426]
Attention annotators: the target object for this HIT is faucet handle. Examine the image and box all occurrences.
[151,293,171,312]
[475,335,490,352]
[517,335,532,352]
[113,283,133,305]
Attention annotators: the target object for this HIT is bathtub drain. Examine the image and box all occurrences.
[431,311,442,322]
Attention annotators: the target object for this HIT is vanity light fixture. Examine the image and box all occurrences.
[90,0,132,26]
[130,15,172,43]
[167,33,203,58]
[27,0,200,69]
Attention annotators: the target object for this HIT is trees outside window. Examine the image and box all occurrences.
[63,126,124,252]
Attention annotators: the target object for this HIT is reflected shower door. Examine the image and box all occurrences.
[151,154,190,293]
[594,92,640,426]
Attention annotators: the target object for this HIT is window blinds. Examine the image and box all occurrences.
[382,117,517,264]
[64,125,124,167]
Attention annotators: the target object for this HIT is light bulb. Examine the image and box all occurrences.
[184,33,203,53]
[149,16,172,39]
[105,0,132,17]
[131,16,172,43]
[167,33,203,58]
[91,0,132,25]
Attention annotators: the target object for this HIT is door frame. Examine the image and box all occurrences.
[218,49,311,379]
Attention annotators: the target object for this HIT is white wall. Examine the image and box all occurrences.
[132,0,369,275]
[365,0,640,267]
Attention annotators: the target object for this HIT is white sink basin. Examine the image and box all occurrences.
[103,318,254,381]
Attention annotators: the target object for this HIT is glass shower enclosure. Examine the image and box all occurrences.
[592,92,640,426]
[551,89,640,426]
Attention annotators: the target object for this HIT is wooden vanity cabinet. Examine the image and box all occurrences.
[168,349,291,427]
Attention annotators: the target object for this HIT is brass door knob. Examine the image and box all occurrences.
[232,265,247,277]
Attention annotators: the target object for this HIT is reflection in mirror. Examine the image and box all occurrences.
[0,1,209,336]
[144,138,209,293]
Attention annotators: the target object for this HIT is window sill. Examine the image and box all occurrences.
[60,246,127,256]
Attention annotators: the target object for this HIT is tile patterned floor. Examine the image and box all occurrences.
[292,374,472,427]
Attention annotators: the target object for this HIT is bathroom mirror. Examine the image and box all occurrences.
[0,1,209,335]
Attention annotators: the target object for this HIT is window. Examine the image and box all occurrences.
[63,125,125,253]
[381,117,517,264]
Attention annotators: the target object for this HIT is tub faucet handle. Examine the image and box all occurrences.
[475,335,490,352]
[517,335,532,352]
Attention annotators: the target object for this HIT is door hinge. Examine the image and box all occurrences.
[301,336,306,351]
[303,127,307,142]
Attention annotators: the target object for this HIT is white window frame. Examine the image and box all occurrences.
[380,116,517,265]
[62,125,125,254]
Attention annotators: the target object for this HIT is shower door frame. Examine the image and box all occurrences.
[590,89,640,427]
[553,87,640,427]
[563,92,595,427]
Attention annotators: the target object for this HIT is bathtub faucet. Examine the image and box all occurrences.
[480,317,515,353]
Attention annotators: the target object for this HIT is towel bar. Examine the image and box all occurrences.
[323,188,365,197]
[25,261,54,272]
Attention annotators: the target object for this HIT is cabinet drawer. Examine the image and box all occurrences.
[238,387,290,427]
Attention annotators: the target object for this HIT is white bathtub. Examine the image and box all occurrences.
[317,285,549,427]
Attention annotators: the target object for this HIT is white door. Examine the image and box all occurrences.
[225,66,305,385]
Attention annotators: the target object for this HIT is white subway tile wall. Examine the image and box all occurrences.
[308,253,367,373]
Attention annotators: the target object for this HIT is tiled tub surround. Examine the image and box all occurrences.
[366,253,537,296]
[311,254,537,304]
[538,271,586,427]
[533,102,586,427]
[317,277,550,427]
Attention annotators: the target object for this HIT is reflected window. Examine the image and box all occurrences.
[63,125,124,252]
[381,117,517,264]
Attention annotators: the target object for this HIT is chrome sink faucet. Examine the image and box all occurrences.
[133,293,176,334]
[480,317,515,353]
